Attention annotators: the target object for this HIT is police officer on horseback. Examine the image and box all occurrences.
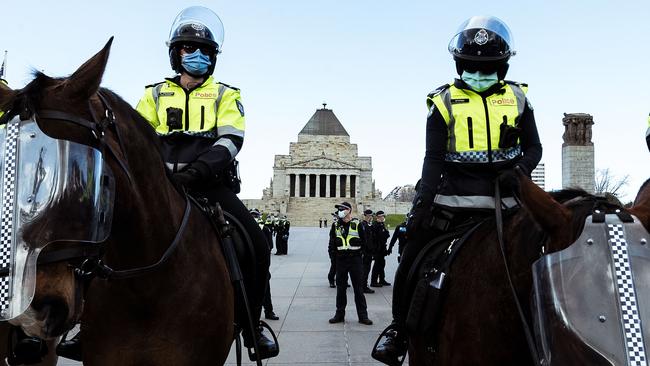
[372,16,542,365]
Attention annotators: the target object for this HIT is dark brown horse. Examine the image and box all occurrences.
[408,174,650,365]
[0,39,234,365]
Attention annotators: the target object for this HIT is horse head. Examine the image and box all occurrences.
[0,38,159,339]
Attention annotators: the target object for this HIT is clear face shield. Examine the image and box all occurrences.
[448,16,516,61]
[167,6,225,52]
[0,116,114,320]
[532,214,650,364]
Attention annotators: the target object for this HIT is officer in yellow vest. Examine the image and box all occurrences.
[135,6,277,360]
[328,202,373,325]
[372,16,542,365]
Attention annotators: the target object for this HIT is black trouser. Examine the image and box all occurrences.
[276,233,287,254]
[362,253,374,287]
[335,253,368,319]
[328,252,336,283]
[371,252,386,284]
[262,271,274,313]
[391,208,483,324]
[199,184,270,345]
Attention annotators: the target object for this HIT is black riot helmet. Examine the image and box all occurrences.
[449,16,515,79]
[167,6,225,76]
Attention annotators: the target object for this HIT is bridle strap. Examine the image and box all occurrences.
[37,91,134,185]
[91,192,192,280]
[494,182,541,364]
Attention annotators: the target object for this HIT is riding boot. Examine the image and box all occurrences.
[371,322,408,366]
[244,324,279,361]
[56,332,83,361]
[7,327,48,366]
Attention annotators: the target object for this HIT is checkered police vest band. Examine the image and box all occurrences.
[607,224,648,366]
[0,119,20,313]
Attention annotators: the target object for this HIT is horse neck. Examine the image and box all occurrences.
[102,102,190,272]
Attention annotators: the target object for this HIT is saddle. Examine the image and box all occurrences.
[404,219,486,336]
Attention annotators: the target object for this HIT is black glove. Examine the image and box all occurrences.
[172,161,211,190]
[497,164,527,192]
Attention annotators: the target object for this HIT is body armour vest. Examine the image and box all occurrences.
[335,219,362,251]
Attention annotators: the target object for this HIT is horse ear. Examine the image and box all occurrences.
[64,37,114,99]
[0,82,17,112]
[629,178,650,231]
[516,169,573,245]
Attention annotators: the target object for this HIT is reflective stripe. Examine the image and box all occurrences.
[445,145,521,163]
[165,162,188,172]
[214,84,226,125]
[152,83,165,113]
[335,221,361,250]
[217,125,245,139]
[434,194,518,209]
[510,84,526,119]
[214,137,239,158]
[440,88,456,152]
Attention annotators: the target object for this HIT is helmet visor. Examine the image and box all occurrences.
[167,6,225,52]
[448,16,515,61]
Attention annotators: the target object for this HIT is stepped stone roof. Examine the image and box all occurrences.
[299,105,349,136]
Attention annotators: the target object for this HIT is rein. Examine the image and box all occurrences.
[494,181,541,365]
[31,93,191,280]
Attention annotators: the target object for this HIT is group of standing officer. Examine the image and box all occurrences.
[328,204,401,325]
[251,210,291,256]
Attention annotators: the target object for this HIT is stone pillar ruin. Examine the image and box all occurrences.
[561,113,595,193]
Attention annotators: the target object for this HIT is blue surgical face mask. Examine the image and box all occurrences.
[181,49,212,76]
[461,70,499,92]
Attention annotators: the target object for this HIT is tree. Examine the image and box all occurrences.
[594,168,629,199]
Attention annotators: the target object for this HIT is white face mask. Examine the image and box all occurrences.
[338,210,348,219]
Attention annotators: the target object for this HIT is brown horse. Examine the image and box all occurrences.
[0,39,234,365]
[407,173,650,365]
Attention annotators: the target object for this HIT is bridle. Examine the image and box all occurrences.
[19,91,192,280]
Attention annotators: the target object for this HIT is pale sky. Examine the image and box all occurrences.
[2,1,649,202]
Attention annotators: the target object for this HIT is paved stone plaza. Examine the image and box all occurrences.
[60,226,403,365]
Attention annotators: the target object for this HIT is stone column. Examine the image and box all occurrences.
[306,173,311,197]
[561,113,595,193]
[333,175,338,197]
[315,173,321,198]
[345,174,350,198]
[285,174,291,197]
[326,174,331,198]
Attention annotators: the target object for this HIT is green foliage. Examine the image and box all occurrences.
[384,214,407,229]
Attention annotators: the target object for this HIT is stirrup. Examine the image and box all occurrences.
[247,320,279,361]
[371,323,407,366]
[7,327,48,366]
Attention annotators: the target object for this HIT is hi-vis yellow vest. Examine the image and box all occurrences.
[136,76,245,140]
[335,219,361,251]
[427,81,527,164]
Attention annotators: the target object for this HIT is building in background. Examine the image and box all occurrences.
[531,163,545,190]
[243,105,410,226]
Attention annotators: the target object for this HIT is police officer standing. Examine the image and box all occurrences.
[328,202,373,325]
[370,211,391,287]
[275,216,290,255]
[360,209,375,294]
[387,217,408,263]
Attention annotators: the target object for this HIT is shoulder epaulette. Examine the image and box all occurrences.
[427,84,451,99]
[217,82,240,91]
[144,80,166,89]
[505,80,528,88]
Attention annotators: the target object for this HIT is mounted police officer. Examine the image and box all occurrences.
[130,6,279,360]
[328,202,373,325]
[372,16,542,365]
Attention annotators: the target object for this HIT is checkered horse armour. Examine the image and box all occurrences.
[608,224,648,366]
[0,119,20,313]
